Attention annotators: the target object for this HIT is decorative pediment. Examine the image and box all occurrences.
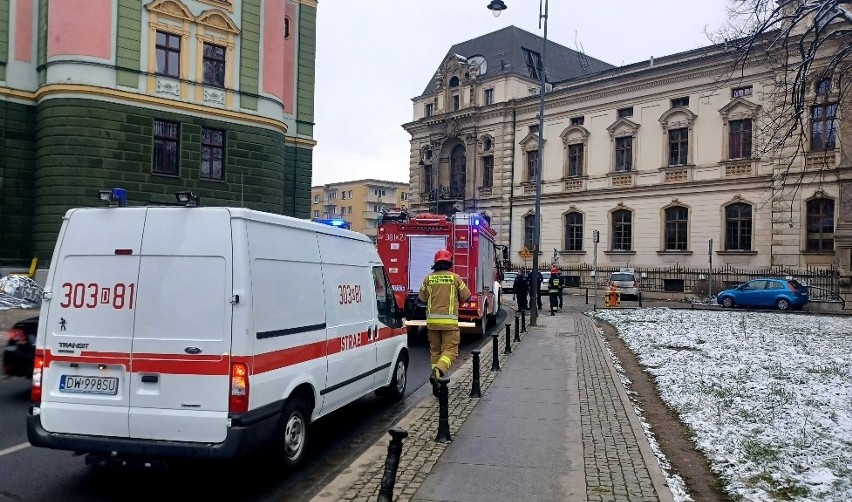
[146,0,194,21]
[659,107,697,130]
[606,118,640,139]
[560,125,590,145]
[718,97,761,121]
[519,132,543,151]
[197,9,240,34]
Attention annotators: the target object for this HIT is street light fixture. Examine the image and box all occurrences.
[488,0,548,326]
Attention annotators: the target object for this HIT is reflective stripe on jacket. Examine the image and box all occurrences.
[548,276,561,292]
[418,271,472,329]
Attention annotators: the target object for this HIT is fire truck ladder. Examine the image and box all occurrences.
[452,215,473,291]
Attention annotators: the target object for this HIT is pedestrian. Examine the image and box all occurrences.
[556,269,565,310]
[513,268,530,312]
[419,249,471,397]
[529,269,544,310]
[548,266,561,315]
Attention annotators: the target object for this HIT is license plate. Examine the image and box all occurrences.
[60,375,119,395]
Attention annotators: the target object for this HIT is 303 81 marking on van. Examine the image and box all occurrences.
[59,282,136,310]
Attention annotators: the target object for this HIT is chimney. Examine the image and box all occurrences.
[649,56,654,68]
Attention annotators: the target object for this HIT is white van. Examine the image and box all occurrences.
[27,205,408,468]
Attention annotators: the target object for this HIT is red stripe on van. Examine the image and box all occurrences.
[132,357,229,375]
[252,341,327,374]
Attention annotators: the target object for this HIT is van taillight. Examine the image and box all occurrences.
[229,362,249,413]
[5,327,26,345]
[31,352,44,403]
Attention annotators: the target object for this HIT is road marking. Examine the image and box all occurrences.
[0,442,30,457]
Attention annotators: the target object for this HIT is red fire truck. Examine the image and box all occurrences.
[377,210,505,337]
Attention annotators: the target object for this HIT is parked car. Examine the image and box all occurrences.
[608,269,640,299]
[716,278,809,310]
[3,315,38,377]
[538,271,552,293]
[501,271,518,294]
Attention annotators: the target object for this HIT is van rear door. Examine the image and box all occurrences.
[128,208,233,443]
[38,208,145,438]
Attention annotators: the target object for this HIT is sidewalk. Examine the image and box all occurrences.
[310,303,674,502]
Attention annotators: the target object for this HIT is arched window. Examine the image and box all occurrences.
[806,198,834,251]
[523,214,535,251]
[422,163,433,195]
[611,210,632,251]
[725,203,752,251]
[564,212,583,251]
[664,206,688,251]
[450,144,466,197]
[449,76,460,88]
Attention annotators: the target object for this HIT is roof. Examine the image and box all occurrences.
[420,25,613,97]
[311,179,411,190]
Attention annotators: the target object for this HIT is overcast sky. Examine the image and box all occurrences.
[311,0,731,187]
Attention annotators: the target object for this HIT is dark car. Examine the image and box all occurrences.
[716,278,809,310]
[3,316,38,377]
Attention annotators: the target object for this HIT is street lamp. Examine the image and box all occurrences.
[488,0,548,326]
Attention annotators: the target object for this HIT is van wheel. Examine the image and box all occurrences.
[383,354,408,400]
[275,398,310,468]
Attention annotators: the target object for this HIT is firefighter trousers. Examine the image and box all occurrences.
[427,326,461,376]
[549,291,560,313]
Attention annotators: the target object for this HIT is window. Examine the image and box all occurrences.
[348,206,353,215]
[811,103,838,151]
[155,31,181,78]
[729,119,752,159]
[570,116,584,126]
[484,89,494,105]
[422,164,433,194]
[371,266,398,325]
[617,107,633,118]
[611,210,632,251]
[482,156,494,187]
[522,48,542,80]
[725,203,752,251]
[449,76,459,88]
[567,144,583,177]
[664,206,688,251]
[668,128,689,166]
[313,195,319,203]
[153,119,180,175]
[328,192,337,200]
[374,189,386,196]
[806,198,834,251]
[313,210,319,218]
[425,103,433,117]
[732,86,753,98]
[201,128,225,180]
[526,150,538,180]
[564,212,583,251]
[529,124,539,135]
[452,94,460,111]
[283,17,291,39]
[815,78,831,96]
[671,97,689,108]
[401,192,410,201]
[202,42,226,87]
[523,214,535,250]
[615,137,632,172]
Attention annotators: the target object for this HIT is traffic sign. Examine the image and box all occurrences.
[519,247,532,259]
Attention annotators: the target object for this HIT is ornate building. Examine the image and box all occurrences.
[403,25,848,279]
[0,0,317,264]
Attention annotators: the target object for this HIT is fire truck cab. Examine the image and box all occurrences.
[377,210,503,337]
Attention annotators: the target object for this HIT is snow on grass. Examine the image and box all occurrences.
[589,307,852,502]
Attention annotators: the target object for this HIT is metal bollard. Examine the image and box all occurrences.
[377,427,409,502]
[521,311,527,332]
[585,288,588,304]
[504,324,512,354]
[435,377,452,443]
[490,333,500,372]
[514,315,520,342]
[469,350,482,398]
[638,290,643,307]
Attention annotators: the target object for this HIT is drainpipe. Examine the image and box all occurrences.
[507,109,517,256]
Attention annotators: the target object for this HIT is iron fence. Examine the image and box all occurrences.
[506,262,841,301]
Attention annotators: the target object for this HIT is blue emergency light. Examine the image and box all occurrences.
[313,218,351,230]
[98,187,127,207]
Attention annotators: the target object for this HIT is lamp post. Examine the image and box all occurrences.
[488,0,548,326]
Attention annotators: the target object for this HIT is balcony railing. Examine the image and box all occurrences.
[426,185,466,201]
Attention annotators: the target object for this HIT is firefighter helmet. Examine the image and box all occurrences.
[434,249,453,263]
[551,266,559,273]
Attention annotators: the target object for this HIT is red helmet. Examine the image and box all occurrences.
[434,249,453,263]
[551,266,559,273]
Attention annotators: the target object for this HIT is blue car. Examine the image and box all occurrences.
[716,278,809,310]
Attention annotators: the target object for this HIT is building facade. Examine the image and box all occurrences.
[0,0,317,264]
[310,179,410,241]
[404,25,848,278]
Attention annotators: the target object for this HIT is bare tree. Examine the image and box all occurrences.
[711,1,851,196]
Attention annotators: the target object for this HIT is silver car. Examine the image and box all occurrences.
[608,271,639,299]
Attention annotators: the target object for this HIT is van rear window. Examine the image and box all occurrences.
[611,273,634,281]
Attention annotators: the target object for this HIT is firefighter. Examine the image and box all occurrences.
[419,249,472,397]
[548,266,562,315]
[513,268,530,312]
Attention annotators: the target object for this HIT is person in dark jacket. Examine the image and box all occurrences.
[513,269,530,312]
[528,269,544,310]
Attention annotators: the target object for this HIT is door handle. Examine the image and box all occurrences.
[141,375,159,383]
